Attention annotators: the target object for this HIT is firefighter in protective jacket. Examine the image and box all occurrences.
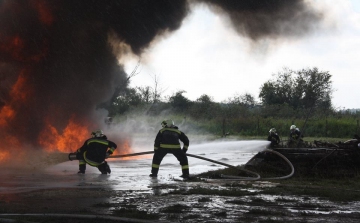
[267,128,280,148]
[74,129,117,174]
[288,125,303,147]
[150,119,190,179]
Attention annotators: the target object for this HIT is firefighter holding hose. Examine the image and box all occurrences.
[267,128,280,148]
[288,125,303,147]
[150,119,190,179]
[69,129,117,174]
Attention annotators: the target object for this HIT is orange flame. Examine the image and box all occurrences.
[0,71,30,127]
[39,117,90,153]
[0,151,10,162]
[0,106,15,127]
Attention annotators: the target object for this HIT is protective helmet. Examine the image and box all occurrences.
[269,128,276,133]
[91,129,103,137]
[290,125,296,130]
[161,119,174,128]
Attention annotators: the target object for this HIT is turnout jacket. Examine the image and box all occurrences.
[267,133,280,146]
[77,136,117,163]
[154,126,189,150]
[289,129,302,141]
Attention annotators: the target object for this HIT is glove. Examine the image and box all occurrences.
[182,148,188,154]
[105,152,112,158]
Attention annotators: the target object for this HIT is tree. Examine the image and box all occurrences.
[137,86,153,103]
[110,87,142,115]
[227,93,256,107]
[190,94,218,119]
[259,67,333,110]
[168,90,192,112]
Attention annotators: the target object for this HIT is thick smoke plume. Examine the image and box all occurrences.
[0,0,189,154]
[0,0,323,156]
[195,0,323,40]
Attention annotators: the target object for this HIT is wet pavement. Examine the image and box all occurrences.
[1,140,360,222]
[0,140,266,193]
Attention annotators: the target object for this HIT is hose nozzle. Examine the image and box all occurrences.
[68,153,77,161]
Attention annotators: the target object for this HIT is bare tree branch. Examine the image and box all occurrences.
[126,58,142,82]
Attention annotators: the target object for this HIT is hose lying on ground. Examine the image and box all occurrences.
[107,149,294,181]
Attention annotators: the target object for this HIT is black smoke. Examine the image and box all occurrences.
[195,0,323,40]
[0,0,323,150]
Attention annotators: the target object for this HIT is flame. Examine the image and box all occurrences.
[39,117,90,153]
[11,70,30,101]
[0,106,15,127]
[0,135,22,164]
[0,151,10,162]
[115,139,132,160]
[0,70,32,127]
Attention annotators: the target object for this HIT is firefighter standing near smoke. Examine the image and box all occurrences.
[150,119,190,179]
[267,128,280,148]
[70,130,117,174]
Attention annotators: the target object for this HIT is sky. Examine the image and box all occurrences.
[124,0,360,109]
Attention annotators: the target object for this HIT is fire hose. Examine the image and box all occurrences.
[100,149,294,181]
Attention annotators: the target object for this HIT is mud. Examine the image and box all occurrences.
[1,140,359,222]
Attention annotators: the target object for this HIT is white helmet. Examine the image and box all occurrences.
[161,119,174,128]
[91,129,104,137]
[290,125,296,130]
[269,128,276,133]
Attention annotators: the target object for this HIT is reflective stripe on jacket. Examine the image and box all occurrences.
[154,126,189,150]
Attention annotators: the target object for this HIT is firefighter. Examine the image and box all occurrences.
[267,128,280,148]
[288,125,303,147]
[73,129,117,174]
[150,119,190,179]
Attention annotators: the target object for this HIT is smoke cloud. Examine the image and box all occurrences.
[194,0,324,40]
[0,0,324,153]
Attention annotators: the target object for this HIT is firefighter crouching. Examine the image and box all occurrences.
[68,129,117,174]
[150,119,190,179]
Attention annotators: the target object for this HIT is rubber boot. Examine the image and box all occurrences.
[180,168,190,179]
[98,162,108,174]
[78,163,86,174]
[150,168,159,177]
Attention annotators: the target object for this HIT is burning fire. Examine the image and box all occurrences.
[0,151,10,162]
[38,116,90,153]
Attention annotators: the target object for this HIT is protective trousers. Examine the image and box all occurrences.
[76,151,110,174]
[76,152,86,172]
[151,148,189,176]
